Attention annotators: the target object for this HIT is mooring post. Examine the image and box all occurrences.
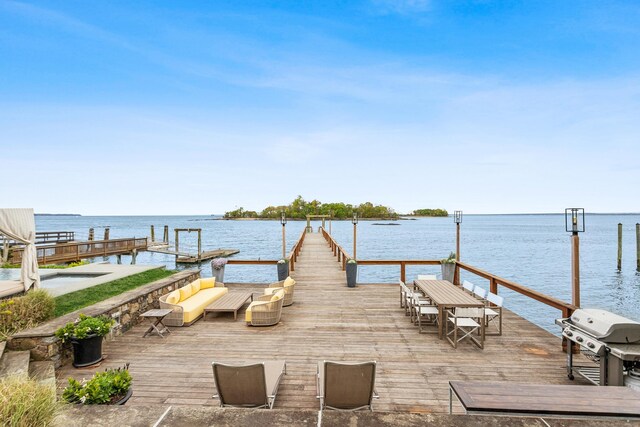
[163,225,169,243]
[130,248,137,265]
[104,227,110,241]
[116,254,122,264]
[197,229,202,262]
[150,225,155,242]
[617,223,623,271]
[88,228,94,241]
[175,229,179,261]
[636,223,639,272]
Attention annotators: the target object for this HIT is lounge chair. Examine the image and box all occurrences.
[245,289,285,326]
[211,361,287,409]
[316,360,378,411]
[263,276,295,306]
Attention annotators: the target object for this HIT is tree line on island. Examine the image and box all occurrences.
[223,196,448,219]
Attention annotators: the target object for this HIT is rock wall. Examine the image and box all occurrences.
[8,269,200,368]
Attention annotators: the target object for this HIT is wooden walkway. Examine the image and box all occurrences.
[57,232,588,413]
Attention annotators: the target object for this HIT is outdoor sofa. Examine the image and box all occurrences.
[160,277,228,326]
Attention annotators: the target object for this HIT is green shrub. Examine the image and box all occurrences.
[55,314,114,342]
[0,375,60,426]
[0,290,55,341]
[62,364,132,404]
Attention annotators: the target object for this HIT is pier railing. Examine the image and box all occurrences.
[339,257,575,318]
[320,227,351,270]
[10,237,148,265]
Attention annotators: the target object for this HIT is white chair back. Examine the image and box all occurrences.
[417,274,437,280]
[462,280,475,293]
[456,307,483,318]
[487,292,504,307]
[473,286,488,299]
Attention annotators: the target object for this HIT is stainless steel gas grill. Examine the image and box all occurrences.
[556,308,640,386]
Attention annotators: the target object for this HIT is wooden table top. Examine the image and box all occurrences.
[450,380,640,417]
[140,308,173,318]
[205,292,253,311]
[414,280,483,308]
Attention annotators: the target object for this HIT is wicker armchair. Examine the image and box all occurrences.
[264,278,295,307]
[246,291,285,327]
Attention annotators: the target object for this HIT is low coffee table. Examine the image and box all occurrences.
[141,308,173,338]
[204,292,253,321]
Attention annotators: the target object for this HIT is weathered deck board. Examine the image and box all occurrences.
[57,232,588,413]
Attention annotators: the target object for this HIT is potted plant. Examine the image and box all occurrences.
[440,252,456,283]
[55,314,115,368]
[211,257,228,282]
[346,258,357,288]
[62,364,132,405]
[277,259,289,281]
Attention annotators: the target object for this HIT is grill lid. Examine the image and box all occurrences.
[570,308,640,343]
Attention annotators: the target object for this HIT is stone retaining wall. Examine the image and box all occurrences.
[8,269,200,368]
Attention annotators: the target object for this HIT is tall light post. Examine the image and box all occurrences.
[352,211,358,260]
[329,210,332,235]
[565,208,585,307]
[454,210,463,261]
[280,211,287,259]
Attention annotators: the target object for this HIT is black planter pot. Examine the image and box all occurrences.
[70,334,104,368]
[346,263,357,288]
[277,262,289,281]
[114,387,133,405]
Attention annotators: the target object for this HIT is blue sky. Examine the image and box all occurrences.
[1,0,639,215]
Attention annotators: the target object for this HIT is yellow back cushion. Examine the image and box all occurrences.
[191,279,201,294]
[178,284,193,302]
[200,277,216,289]
[284,277,296,287]
[271,289,285,302]
[165,290,180,305]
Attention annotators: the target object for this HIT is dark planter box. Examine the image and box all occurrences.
[277,262,289,281]
[346,263,357,287]
[71,334,104,368]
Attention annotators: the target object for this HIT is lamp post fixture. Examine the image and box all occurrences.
[352,211,358,260]
[280,211,287,259]
[565,208,585,307]
[454,210,463,261]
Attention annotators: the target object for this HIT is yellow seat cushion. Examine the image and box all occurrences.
[283,277,295,287]
[178,287,228,324]
[200,277,216,289]
[191,279,201,293]
[165,290,180,305]
[271,289,285,302]
[179,284,193,302]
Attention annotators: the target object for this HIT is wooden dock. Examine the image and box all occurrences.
[57,232,589,413]
[145,247,240,263]
[9,238,148,265]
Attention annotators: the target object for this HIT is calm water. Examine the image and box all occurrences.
[30,214,640,332]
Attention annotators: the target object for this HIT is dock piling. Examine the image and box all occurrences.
[617,223,622,271]
[163,226,169,244]
[636,222,640,271]
[150,225,155,242]
[88,228,94,241]
[130,249,137,265]
[104,227,110,241]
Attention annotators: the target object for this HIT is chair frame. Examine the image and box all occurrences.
[445,308,485,349]
[264,279,295,307]
[412,294,438,334]
[484,292,504,336]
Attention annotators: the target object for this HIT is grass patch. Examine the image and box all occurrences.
[0,290,55,342]
[54,268,175,317]
[0,375,60,426]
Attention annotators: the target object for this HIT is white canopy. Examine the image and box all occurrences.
[0,208,40,291]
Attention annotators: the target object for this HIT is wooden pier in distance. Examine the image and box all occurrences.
[145,228,239,264]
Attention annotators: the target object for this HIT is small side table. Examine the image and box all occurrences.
[141,308,173,338]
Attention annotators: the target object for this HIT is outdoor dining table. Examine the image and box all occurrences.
[413,279,485,340]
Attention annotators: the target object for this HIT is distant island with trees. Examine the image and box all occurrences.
[223,196,448,219]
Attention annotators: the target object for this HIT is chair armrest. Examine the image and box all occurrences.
[265,286,284,296]
[159,300,184,327]
[257,294,274,302]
